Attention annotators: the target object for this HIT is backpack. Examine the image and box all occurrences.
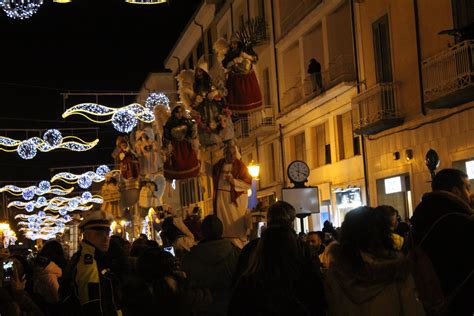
[408,213,474,316]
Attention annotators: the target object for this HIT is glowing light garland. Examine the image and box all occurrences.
[125,0,167,4]
[15,213,72,241]
[0,183,74,198]
[51,166,118,189]
[0,129,99,160]
[1,0,43,20]
[145,92,170,111]
[8,192,103,211]
[62,103,155,133]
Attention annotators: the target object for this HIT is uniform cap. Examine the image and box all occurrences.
[79,211,114,231]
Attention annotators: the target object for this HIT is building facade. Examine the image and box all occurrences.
[140,0,473,230]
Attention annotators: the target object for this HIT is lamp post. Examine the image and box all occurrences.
[247,160,260,210]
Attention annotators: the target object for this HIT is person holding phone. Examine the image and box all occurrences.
[0,256,43,316]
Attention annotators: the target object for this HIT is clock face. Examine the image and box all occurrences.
[287,160,310,183]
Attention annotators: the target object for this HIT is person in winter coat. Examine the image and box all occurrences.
[324,206,424,316]
[182,215,240,316]
[229,224,326,316]
[411,168,474,315]
[33,240,66,305]
[123,247,212,316]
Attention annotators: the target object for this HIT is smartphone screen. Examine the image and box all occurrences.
[3,260,14,282]
[163,246,175,257]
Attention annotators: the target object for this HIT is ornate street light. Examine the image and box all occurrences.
[247,160,260,179]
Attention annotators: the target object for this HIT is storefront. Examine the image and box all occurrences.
[376,173,414,220]
[333,187,362,227]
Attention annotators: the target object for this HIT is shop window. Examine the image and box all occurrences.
[335,188,362,227]
[376,174,412,220]
[452,158,474,187]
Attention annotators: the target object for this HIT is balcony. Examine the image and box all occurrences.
[280,0,323,37]
[281,54,356,114]
[422,40,474,109]
[234,107,275,143]
[352,82,403,135]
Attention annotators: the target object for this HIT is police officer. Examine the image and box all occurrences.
[61,211,121,316]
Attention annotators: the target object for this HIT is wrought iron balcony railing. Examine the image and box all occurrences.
[422,40,474,109]
[352,82,403,135]
[281,54,356,112]
[234,107,275,140]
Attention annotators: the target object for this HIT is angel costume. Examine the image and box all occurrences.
[100,175,121,218]
[212,148,252,248]
[163,106,200,180]
[222,38,263,114]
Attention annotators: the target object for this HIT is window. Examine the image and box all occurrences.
[180,178,204,207]
[196,41,204,60]
[373,15,392,83]
[337,111,355,160]
[294,132,306,162]
[314,122,331,167]
[452,0,474,30]
[267,143,276,183]
[257,0,265,19]
[207,29,213,67]
[188,55,194,70]
[262,68,272,106]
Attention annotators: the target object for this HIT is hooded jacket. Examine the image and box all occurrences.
[33,261,62,304]
[181,239,240,315]
[411,191,474,315]
[324,243,425,316]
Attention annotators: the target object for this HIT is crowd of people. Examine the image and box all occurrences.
[0,168,473,316]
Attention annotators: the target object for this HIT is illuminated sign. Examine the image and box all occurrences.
[384,176,402,194]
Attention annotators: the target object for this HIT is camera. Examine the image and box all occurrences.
[2,259,15,282]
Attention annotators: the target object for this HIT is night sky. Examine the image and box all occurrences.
[0,0,200,182]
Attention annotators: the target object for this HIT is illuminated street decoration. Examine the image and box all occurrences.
[145,92,170,111]
[0,130,99,160]
[51,167,119,189]
[0,222,17,248]
[0,183,74,198]
[62,103,155,133]
[0,0,43,20]
[8,192,103,211]
[125,0,167,4]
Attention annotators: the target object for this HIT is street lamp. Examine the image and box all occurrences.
[248,160,260,179]
[53,0,72,3]
[247,160,260,210]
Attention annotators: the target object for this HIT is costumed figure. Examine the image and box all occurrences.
[216,32,263,114]
[177,61,234,149]
[100,172,121,218]
[163,105,200,180]
[115,136,140,208]
[212,144,252,248]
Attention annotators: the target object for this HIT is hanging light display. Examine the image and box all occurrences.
[1,184,74,200]
[51,167,119,188]
[1,0,44,20]
[145,92,170,111]
[61,103,155,133]
[1,183,74,198]
[8,193,103,211]
[0,130,99,160]
[125,0,167,4]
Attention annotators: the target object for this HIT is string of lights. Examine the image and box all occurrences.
[62,103,155,133]
[0,129,99,160]
[51,165,119,189]
[0,182,74,200]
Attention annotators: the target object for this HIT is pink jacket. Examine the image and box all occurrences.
[33,261,62,303]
